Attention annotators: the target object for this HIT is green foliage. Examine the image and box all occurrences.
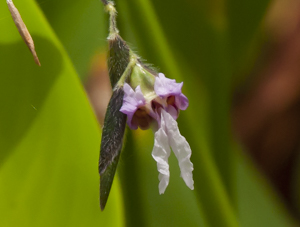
[35,0,107,79]
[0,0,123,226]
[0,0,296,226]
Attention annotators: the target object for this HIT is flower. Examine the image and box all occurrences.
[154,73,189,115]
[119,84,147,130]
[120,73,194,193]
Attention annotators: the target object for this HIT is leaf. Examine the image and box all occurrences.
[236,150,296,227]
[228,0,271,65]
[35,0,108,79]
[0,0,124,226]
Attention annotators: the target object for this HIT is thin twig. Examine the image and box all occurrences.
[105,2,119,40]
[7,0,41,66]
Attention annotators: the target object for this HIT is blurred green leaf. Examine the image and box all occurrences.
[237,150,295,227]
[0,0,124,226]
[35,0,107,79]
[228,0,271,66]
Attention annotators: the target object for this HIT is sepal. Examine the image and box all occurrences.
[99,88,127,210]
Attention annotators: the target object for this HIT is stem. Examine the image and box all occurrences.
[115,53,137,88]
[103,2,119,40]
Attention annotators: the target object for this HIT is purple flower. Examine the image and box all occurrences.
[120,83,146,130]
[120,74,194,194]
[154,73,189,116]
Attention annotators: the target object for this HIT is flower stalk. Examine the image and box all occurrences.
[99,0,193,210]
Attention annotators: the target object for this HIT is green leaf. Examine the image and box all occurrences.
[228,0,271,65]
[0,0,124,226]
[237,150,295,227]
[35,0,108,79]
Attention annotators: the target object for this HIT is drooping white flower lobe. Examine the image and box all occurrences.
[152,112,171,194]
[161,109,194,190]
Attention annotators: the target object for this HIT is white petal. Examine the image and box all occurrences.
[152,127,171,194]
[161,109,194,190]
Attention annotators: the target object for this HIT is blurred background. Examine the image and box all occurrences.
[1,0,300,226]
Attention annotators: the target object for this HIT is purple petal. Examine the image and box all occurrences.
[154,73,182,97]
[120,104,138,130]
[154,73,189,111]
[120,83,146,129]
[175,93,189,110]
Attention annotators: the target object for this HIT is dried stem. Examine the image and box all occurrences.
[6,0,41,66]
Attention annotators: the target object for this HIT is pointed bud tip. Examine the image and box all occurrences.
[100,175,109,211]
[100,199,107,211]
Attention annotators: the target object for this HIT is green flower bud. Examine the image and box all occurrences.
[129,62,157,102]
